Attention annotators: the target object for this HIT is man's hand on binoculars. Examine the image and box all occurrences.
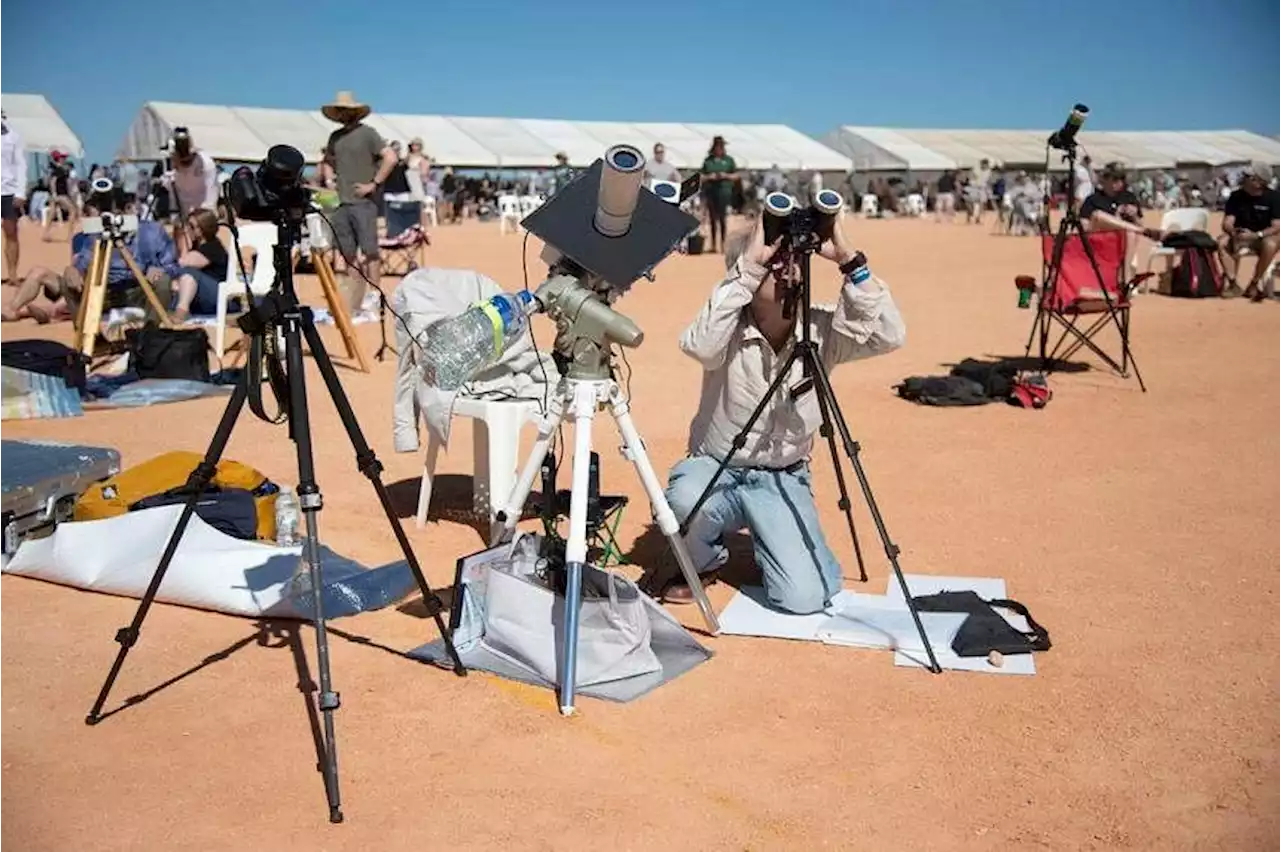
[817,218,856,266]
[745,215,783,267]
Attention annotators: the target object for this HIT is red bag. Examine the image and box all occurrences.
[1010,376,1052,409]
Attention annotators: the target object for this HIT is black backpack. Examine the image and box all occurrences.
[0,339,89,390]
[125,325,212,382]
[1163,231,1223,298]
[895,375,990,406]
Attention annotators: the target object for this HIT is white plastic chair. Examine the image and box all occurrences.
[214,222,278,359]
[904,193,925,217]
[498,195,522,234]
[416,397,543,536]
[421,196,438,228]
[860,194,879,217]
[1144,208,1210,276]
[518,195,543,217]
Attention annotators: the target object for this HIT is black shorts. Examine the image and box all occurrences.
[2,195,17,222]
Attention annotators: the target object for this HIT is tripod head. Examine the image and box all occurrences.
[532,260,643,381]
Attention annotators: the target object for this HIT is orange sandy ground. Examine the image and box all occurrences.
[2,213,1277,851]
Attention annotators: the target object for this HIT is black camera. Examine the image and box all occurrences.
[762,189,843,249]
[226,144,312,222]
[171,126,193,157]
[1048,104,1089,152]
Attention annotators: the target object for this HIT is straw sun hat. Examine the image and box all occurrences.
[321,91,371,124]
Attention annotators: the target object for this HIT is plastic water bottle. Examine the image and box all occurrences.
[419,291,536,390]
[275,486,301,546]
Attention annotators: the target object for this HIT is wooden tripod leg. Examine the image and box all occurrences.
[75,243,109,358]
[117,244,173,326]
[314,253,370,373]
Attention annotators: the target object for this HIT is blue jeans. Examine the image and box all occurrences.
[664,455,842,614]
[174,266,221,316]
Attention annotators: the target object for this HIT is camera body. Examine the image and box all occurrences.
[170,126,193,158]
[762,189,844,250]
[227,144,312,222]
[81,212,139,237]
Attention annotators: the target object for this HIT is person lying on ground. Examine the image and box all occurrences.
[662,213,906,614]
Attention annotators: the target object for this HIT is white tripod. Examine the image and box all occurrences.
[491,376,721,715]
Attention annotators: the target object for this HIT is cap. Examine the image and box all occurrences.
[1100,162,1127,180]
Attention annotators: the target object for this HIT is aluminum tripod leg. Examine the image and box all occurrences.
[607,388,720,634]
[558,381,605,715]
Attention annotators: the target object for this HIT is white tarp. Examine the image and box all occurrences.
[446,117,556,167]
[1,93,83,157]
[119,102,266,162]
[514,119,610,167]
[746,125,853,171]
[825,126,1280,172]
[233,107,334,162]
[379,114,500,167]
[822,127,956,172]
[2,505,417,619]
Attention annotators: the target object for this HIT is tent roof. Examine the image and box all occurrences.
[116,101,852,171]
[1,93,83,157]
[826,126,1280,171]
[823,127,956,171]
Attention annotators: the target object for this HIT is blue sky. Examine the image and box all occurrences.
[4,0,1278,165]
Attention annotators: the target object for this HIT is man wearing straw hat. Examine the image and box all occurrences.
[320,91,397,293]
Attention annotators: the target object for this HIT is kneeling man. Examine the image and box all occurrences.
[663,214,906,613]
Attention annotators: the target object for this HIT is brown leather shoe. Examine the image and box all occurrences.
[661,570,719,604]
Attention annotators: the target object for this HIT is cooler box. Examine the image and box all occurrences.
[2,440,121,556]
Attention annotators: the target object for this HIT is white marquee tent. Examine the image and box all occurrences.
[117,101,852,171]
[823,126,1280,173]
[0,93,83,157]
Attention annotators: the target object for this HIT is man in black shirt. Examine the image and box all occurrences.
[1218,162,1279,300]
[1080,162,1165,243]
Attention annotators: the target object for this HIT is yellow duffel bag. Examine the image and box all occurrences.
[74,451,280,541]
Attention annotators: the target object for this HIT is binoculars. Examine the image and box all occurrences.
[763,189,844,248]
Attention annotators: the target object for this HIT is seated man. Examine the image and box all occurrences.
[1080,163,1164,241]
[1218,162,1280,301]
[1,197,178,322]
[662,214,906,614]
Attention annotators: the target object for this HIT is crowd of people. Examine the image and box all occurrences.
[2,94,1278,324]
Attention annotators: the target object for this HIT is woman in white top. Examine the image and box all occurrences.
[406,138,432,230]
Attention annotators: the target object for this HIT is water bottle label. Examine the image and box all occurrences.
[478,300,506,358]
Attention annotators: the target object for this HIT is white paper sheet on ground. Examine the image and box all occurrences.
[2,504,417,619]
[886,574,1036,675]
[718,584,833,640]
[720,586,963,652]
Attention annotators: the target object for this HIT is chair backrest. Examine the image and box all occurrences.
[385,199,421,238]
[228,222,279,295]
[498,195,521,216]
[1159,207,1209,234]
[518,195,542,216]
[1040,230,1126,311]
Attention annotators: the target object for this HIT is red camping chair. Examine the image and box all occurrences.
[1025,229,1152,392]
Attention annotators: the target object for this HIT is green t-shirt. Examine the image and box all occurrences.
[701,155,736,202]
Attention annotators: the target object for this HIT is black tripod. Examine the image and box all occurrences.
[1024,141,1146,392]
[675,245,941,674]
[84,209,466,824]
[374,290,396,361]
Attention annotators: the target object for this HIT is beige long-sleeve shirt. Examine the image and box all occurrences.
[680,257,906,469]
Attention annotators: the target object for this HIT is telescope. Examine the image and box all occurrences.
[1048,104,1089,152]
[519,143,699,381]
